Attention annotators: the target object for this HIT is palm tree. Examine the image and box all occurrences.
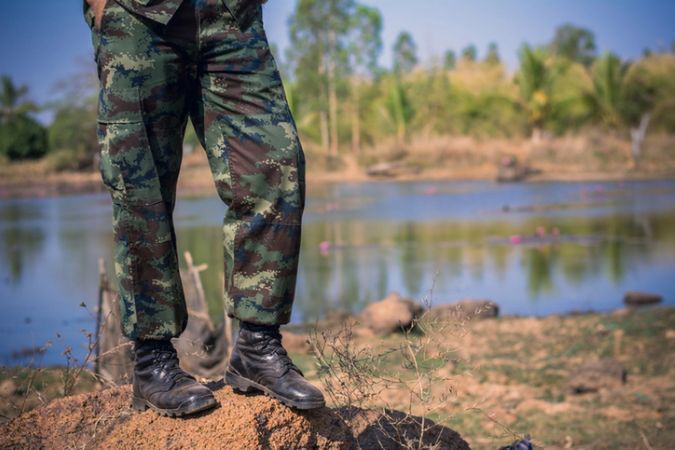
[515,45,557,141]
[586,52,625,129]
[0,75,38,122]
[383,78,413,144]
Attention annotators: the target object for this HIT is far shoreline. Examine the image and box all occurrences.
[2,163,675,200]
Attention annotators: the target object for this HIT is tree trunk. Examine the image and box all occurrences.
[319,110,330,154]
[351,82,361,154]
[630,113,650,169]
[318,80,330,154]
[327,30,339,157]
[531,127,542,144]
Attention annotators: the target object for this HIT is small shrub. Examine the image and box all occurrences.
[0,115,48,160]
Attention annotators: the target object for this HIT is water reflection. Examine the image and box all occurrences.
[1,180,674,364]
[293,211,673,319]
[0,202,46,284]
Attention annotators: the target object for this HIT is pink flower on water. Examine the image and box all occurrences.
[510,235,522,244]
[319,241,331,256]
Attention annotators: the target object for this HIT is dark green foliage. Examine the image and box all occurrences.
[47,105,98,170]
[461,44,477,62]
[0,75,38,120]
[0,75,46,160]
[549,23,597,66]
[623,54,675,132]
[0,114,48,160]
[350,4,383,76]
[485,42,500,65]
[393,31,418,74]
[443,50,456,70]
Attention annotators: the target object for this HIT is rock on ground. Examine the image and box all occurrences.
[0,384,469,450]
[359,292,425,335]
[623,291,663,307]
[425,299,499,321]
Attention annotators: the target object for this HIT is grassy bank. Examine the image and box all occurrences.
[1,133,674,199]
[291,306,675,449]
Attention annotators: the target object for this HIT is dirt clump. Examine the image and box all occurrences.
[425,299,499,321]
[359,292,424,335]
[0,384,469,450]
[567,358,627,394]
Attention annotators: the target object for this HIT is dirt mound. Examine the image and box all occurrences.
[0,384,469,449]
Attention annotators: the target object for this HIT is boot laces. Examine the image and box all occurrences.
[260,331,302,376]
[153,348,194,384]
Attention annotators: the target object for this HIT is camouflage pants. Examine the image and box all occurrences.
[85,0,305,340]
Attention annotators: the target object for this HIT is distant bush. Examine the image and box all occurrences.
[47,106,98,171]
[46,147,93,172]
[0,114,48,160]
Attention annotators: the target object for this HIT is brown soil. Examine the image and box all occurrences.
[0,383,469,450]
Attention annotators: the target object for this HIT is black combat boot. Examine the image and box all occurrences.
[132,339,218,417]
[225,324,325,410]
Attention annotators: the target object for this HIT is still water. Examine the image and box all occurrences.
[1,180,674,365]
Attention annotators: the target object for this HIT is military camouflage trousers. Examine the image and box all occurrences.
[85,0,305,339]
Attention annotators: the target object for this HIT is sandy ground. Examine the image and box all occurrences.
[0,383,468,450]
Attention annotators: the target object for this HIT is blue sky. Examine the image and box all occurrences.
[1,0,674,123]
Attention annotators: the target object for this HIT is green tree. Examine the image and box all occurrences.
[407,67,452,135]
[443,50,456,70]
[47,105,98,170]
[0,75,38,121]
[485,42,500,65]
[584,52,675,167]
[515,45,559,140]
[384,77,414,143]
[447,60,524,137]
[0,114,48,160]
[0,75,46,160]
[288,0,355,156]
[348,4,383,152]
[393,31,418,74]
[461,44,477,62]
[44,67,100,170]
[586,52,626,129]
[623,54,675,166]
[624,54,675,132]
[348,5,382,77]
[549,23,597,67]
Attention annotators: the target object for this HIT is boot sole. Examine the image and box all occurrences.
[225,370,325,410]
[132,394,218,417]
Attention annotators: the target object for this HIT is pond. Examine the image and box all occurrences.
[1,179,674,365]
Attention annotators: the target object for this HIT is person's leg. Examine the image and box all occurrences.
[194,1,323,409]
[87,0,216,416]
[197,2,305,326]
[92,1,189,340]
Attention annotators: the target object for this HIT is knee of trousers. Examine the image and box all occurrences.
[224,142,306,225]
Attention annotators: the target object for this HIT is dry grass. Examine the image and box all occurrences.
[3,132,674,199]
[290,306,675,450]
